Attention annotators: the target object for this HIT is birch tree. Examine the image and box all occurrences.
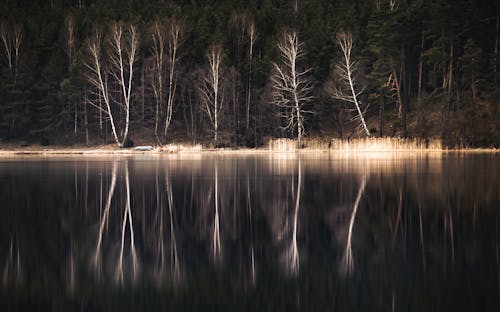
[150,19,183,141]
[86,29,120,145]
[245,19,257,131]
[86,23,139,147]
[329,32,370,136]
[109,23,138,146]
[150,21,165,139]
[64,15,78,134]
[199,44,225,146]
[271,30,313,148]
[0,22,22,84]
[165,20,182,137]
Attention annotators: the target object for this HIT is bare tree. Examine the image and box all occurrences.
[109,23,139,146]
[494,16,499,87]
[271,30,314,148]
[246,19,257,131]
[329,32,370,136]
[150,21,166,139]
[0,22,22,84]
[86,23,139,147]
[165,20,182,137]
[199,44,225,146]
[87,30,121,146]
[64,15,78,134]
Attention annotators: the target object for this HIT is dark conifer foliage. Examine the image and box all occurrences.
[0,0,499,147]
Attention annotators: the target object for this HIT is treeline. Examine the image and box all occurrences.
[0,0,499,147]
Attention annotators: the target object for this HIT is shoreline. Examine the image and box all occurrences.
[0,137,497,157]
[0,145,498,157]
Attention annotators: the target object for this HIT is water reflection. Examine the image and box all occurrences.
[2,236,22,288]
[0,153,499,310]
[340,173,368,275]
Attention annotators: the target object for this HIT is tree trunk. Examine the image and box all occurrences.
[379,95,384,137]
[400,60,408,138]
[494,16,499,87]
[141,62,145,126]
[296,100,302,148]
[84,89,89,146]
[417,32,425,133]
[442,39,454,138]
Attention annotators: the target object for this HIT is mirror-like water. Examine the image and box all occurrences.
[0,152,499,311]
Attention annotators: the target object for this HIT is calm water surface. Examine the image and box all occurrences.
[0,152,499,311]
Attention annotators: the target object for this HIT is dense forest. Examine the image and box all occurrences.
[0,0,499,148]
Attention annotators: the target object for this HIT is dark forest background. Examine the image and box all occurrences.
[0,0,499,147]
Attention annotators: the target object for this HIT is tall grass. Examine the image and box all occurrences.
[267,137,442,152]
[329,137,442,151]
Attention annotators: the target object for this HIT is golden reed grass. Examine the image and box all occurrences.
[267,137,442,152]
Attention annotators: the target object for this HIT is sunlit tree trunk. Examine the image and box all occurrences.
[165,20,182,137]
[246,20,256,131]
[87,23,138,147]
[65,15,77,134]
[87,30,121,146]
[229,13,245,143]
[329,32,370,137]
[109,23,138,147]
[83,88,89,146]
[271,30,314,148]
[151,21,165,139]
[199,44,225,147]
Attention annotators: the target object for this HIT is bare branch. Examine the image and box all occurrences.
[270,30,314,147]
[328,32,370,136]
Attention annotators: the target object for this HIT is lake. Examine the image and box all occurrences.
[0,152,499,311]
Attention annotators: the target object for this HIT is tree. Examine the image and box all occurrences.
[0,21,23,136]
[199,44,225,147]
[86,23,139,147]
[0,22,22,84]
[64,14,78,134]
[108,23,138,146]
[165,19,182,138]
[151,19,183,141]
[271,30,313,148]
[246,18,257,132]
[460,39,482,108]
[150,21,166,139]
[328,32,370,137]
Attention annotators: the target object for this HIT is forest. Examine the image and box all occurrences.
[0,0,499,148]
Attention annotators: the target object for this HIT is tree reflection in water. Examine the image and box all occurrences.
[340,173,368,275]
[0,153,499,310]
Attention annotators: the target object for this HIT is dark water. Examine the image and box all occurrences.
[1,152,499,311]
